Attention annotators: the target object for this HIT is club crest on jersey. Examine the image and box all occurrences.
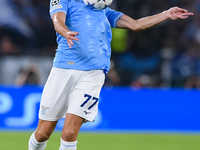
[41,105,49,115]
[51,0,60,6]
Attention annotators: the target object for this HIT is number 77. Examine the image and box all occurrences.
[80,94,99,110]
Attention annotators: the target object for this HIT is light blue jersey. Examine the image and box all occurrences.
[50,0,123,74]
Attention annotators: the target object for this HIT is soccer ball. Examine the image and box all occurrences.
[83,0,113,10]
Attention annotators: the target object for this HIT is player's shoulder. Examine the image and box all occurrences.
[50,0,76,6]
[68,0,86,6]
[50,0,69,15]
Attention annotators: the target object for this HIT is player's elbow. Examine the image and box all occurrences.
[131,21,143,32]
[52,20,60,33]
[53,25,59,34]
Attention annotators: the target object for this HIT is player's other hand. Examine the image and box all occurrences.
[65,31,79,48]
[164,7,194,20]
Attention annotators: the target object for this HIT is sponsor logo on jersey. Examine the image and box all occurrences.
[68,61,75,65]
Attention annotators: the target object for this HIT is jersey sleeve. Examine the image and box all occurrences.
[49,0,68,16]
[105,7,124,28]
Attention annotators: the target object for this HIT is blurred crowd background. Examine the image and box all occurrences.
[0,0,200,88]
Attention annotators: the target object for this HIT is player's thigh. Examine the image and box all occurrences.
[61,113,84,141]
[39,67,72,121]
[67,70,105,122]
[35,119,57,141]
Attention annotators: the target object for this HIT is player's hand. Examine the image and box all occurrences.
[164,7,194,20]
[65,31,79,48]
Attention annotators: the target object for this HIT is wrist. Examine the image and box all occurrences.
[63,30,70,38]
[162,10,170,19]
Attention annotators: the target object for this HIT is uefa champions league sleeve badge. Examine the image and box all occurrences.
[51,0,60,6]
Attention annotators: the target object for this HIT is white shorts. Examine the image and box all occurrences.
[39,67,105,122]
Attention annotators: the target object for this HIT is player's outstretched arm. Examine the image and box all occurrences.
[116,7,194,31]
[52,12,79,48]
